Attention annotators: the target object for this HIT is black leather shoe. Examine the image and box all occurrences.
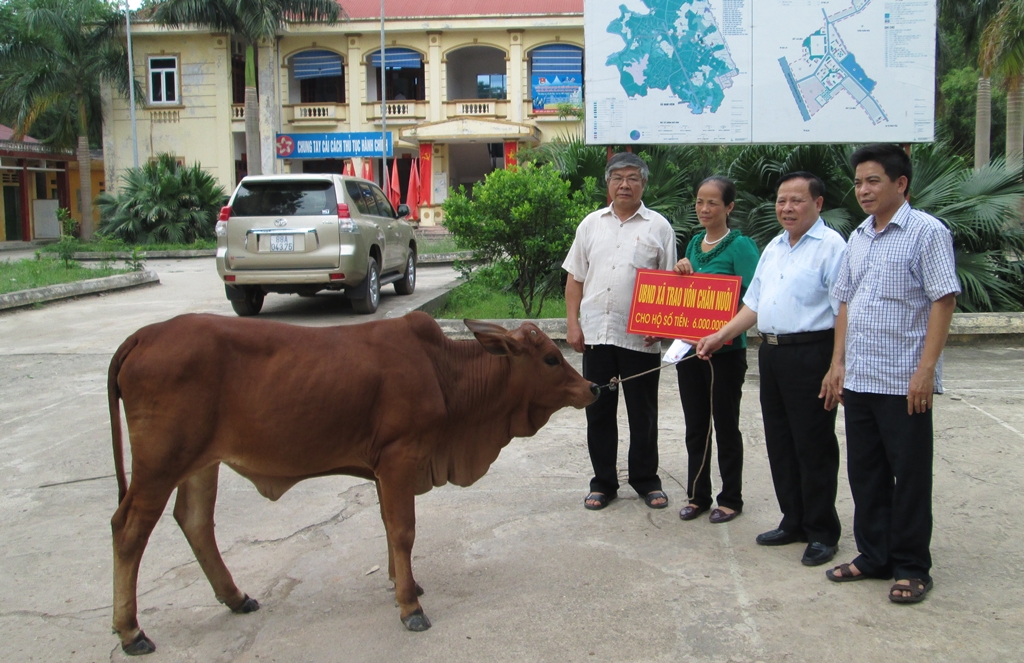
[679,504,709,521]
[755,528,807,546]
[801,542,838,566]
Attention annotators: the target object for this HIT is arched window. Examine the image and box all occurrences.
[291,50,344,103]
[368,48,424,101]
[529,44,583,114]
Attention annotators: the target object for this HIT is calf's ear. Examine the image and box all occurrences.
[465,319,524,357]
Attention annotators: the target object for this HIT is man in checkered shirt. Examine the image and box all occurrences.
[822,144,960,604]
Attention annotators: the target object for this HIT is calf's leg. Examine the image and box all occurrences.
[376,471,430,631]
[111,482,175,655]
[173,464,258,614]
[375,479,424,597]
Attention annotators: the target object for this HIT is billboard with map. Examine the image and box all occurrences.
[584,0,935,144]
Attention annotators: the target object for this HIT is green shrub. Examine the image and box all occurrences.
[442,162,598,317]
[97,154,225,244]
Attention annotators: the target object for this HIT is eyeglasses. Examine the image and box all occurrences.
[608,175,643,186]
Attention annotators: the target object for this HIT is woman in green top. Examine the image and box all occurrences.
[674,176,759,525]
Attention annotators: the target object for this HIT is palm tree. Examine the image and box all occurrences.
[0,0,138,240]
[980,0,1024,173]
[154,0,342,177]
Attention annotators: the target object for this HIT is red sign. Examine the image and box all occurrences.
[627,270,742,342]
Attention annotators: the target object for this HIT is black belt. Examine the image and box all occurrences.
[758,329,833,346]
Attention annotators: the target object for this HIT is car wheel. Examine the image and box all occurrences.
[230,286,264,316]
[352,257,380,314]
[394,251,417,295]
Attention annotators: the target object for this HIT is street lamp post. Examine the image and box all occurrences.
[125,0,139,168]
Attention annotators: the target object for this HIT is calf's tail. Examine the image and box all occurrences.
[108,335,139,505]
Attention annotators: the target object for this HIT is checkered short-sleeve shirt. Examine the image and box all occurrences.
[831,202,961,395]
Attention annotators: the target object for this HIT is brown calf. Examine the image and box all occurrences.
[108,312,597,655]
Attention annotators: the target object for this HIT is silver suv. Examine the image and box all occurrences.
[216,174,417,315]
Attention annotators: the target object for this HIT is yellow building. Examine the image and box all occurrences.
[101,0,585,225]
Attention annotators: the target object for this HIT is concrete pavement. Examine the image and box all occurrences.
[1,256,1023,662]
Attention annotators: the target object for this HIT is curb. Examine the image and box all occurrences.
[0,270,160,311]
[35,250,469,263]
[37,249,216,260]
[431,314,1024,345]
[418,251,476,265]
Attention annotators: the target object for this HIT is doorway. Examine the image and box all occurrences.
[3,186,21,241]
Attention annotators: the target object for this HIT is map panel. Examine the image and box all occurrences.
[585,0,935,144]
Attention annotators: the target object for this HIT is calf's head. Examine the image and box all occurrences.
[465,319,599,436]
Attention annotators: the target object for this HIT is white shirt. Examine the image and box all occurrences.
[743,218,846,334]
[562,203,677,353]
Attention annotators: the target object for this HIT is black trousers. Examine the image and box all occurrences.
[758,338,841,546]
[676,348,747,511]
[844,390,933,582]
[582,344,662,497]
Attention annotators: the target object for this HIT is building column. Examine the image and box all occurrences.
[427,32,443,120]
[346,34,363,132]
[18,161,30,240]
[507,31,524,123]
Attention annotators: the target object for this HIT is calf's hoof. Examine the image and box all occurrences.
[402,609,432,632]
[122,630,156,656]
[231,594,260,614]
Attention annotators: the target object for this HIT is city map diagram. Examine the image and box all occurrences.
[605,0,739,116]
[778,0,887,125]
[584,0,935,144]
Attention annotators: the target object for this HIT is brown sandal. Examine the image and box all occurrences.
[826,563,869,583]
[889,578,933,603]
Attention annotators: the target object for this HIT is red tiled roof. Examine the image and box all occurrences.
[337,0,582,20]
[0,125,40,142]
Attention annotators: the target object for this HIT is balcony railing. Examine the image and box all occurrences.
[149,109,180,123]
[364,100,425,121]
[231,104,245,121]
[445,99,512,119]
[285,103,347,124]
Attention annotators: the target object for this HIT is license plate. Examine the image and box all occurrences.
[269,235,293,252]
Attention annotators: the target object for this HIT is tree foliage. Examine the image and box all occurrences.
[96,154,226,244]
[442,162,599,317]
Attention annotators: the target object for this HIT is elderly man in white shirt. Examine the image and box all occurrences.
[696,172,846,567]
[563,152,677,512]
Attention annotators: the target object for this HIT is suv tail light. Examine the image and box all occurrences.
[338,204,358,233]
[215,206,231,237]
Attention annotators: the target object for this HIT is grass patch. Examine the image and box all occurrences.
[67,237,216,252]
[434,263,566,319]
[417,235,459,255]
[0,258,134,295]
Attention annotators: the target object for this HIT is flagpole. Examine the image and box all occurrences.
[380,0,387,192]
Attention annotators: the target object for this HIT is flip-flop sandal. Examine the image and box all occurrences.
[826,563,871,583]
[889,578,933,603]
[643,490,668,509]
[584,492,613,510]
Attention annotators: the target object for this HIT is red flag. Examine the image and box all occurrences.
[406,159,420,220]
[388,158,402,209]
[361,158,373,181]
[343,159,355,177]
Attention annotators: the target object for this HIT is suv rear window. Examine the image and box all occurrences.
[232,180,337,216]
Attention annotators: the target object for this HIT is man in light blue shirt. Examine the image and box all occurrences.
[696,172,846,567]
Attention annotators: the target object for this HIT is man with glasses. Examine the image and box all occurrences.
[562,152,677,511]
